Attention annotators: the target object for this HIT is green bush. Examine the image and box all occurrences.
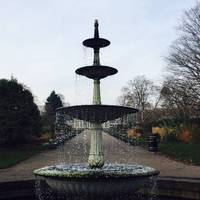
[162,132,179,143]
[0,78,41,146]
[189,125,200,144]
[134,134,149,146]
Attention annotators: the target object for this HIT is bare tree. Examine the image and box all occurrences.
[118,75,160,126]
[161,76,199,119]
[166,2,200,102]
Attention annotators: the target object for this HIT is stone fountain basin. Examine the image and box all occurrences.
[57,105,138,123]
[75,65,118,79]
[34,164,159,197]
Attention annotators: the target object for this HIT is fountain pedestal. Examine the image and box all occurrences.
[88,123,104,168]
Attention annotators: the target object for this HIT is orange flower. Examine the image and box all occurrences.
[182,130,192,143]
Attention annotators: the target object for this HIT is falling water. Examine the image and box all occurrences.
[57,143,65,165]
[83,125,88,156]
[83,46,88,66]
[149,175,158,200]
[35,179,54,200]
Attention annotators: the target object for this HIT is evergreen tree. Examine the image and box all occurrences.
[0,78,41,145]
[42,91,63,134]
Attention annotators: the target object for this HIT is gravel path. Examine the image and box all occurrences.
[0,131,200,182]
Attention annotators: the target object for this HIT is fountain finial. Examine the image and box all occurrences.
[94,19,99,38]
[94,19,98,25]
[82,19,110,49]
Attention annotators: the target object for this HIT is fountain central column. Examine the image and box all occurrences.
[88,122,104,168]
[93,79,101,104]
[88,22,104,167]
[88,79,104,168]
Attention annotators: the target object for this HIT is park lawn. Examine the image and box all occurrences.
[159,143,200,165]
[0,145,44,169]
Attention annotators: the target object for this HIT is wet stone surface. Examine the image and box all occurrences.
[34,163,159,178]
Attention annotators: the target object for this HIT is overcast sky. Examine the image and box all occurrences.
[0,0,197,105]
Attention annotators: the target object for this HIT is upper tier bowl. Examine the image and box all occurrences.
[75,66,118,79]
[83,38,110,49]
[57,105,138,123]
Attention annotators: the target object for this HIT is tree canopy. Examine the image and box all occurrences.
[0,78,41,145]
[164,2,200,119]
[46,91,63,113]
[42,91,64,134]
[118,75,160,126]
[166,3,200,97]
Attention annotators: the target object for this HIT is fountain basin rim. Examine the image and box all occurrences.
[34,164,159,179]
[56,104,138,112]
[56,104,138,123]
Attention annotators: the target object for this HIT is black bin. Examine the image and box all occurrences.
[148,134,158,152]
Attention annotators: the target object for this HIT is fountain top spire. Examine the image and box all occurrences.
[76,20,118,80]
[94,19,99,38]
[82,20,110,49]
[94,19,98,25]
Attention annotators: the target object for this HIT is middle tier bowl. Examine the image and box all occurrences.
[75,66,118,79]
[57,105,138,123]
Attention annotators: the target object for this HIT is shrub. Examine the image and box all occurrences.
[190,125,200,144]
[162,131,179,143]
[0,78,41,145]
[134,134,149,146]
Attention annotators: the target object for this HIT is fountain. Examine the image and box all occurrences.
[34,20,159,200]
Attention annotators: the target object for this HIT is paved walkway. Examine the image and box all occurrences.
[0,131,200,182]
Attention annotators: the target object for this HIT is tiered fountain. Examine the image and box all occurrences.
[34,20,159,200]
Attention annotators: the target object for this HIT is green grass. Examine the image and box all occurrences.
[0,145,44,169]
[159,143,200,165]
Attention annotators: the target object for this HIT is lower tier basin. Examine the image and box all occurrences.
[34,164,159,199]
